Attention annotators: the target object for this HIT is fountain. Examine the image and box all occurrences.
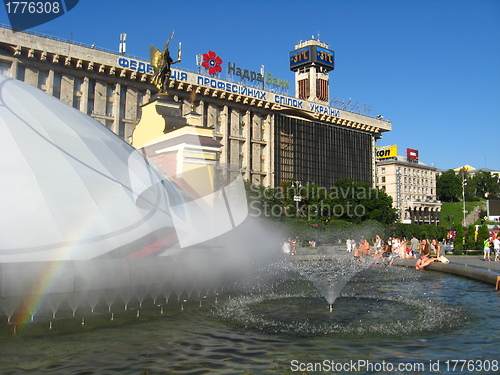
[1,75,499,373]
[217,256,468,337]
[1,252,499,374]
[291,257,372,312]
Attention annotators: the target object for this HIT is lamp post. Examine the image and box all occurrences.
[396,168,402,222]
[461,174,467,226]
[292,180,302,217]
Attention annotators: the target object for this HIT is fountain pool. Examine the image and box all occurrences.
[0,257,499,374]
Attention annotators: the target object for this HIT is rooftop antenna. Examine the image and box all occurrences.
[196,54,202,74]
[119,33,127,55]
[261,65,265,90]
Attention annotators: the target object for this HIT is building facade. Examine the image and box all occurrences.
[376,151,441,225]
[0,26,391,189]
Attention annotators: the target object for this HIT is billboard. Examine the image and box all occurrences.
[290,45,335,71]
[289,46,312,70]
[315,46,335,70]
[407,148,419,161]
[376,145,398,159]
[487,200,500,216]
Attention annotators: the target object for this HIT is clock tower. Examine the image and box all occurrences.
[290,38,335,104]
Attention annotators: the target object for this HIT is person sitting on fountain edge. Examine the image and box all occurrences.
[415,241,438,271]
[357,236,370,262]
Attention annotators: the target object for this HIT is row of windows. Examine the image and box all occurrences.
[403,194,436,202]
[0,60,148,139]
[378,175,435,187]
[380,166,433,176]
[403,186,434,194]
[275,115,373,188]
[403,167,430,176]
[212,106,268,174]
[213,106,267,141]
[379,187,436,203]
[235,143,266,171]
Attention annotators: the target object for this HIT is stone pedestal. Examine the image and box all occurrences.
[131,94,187,149]
[130,94,221,199]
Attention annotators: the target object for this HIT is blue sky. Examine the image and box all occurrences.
[1,0,499,171]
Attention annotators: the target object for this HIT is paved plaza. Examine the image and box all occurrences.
[293,246,500,288]
[433,254,500,272]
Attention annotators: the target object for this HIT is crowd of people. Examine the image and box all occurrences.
[346,234,448,270]
[281,232,500,270]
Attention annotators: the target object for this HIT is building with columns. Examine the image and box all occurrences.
[376,147,441,225]
[0,26,391,189]
[0,26,152,141]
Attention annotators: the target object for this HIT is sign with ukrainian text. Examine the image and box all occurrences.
[113,56,342,119]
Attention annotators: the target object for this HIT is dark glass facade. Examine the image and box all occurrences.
[274,115,373,188]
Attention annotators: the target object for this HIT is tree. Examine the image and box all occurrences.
[363,188,398,225]
[327,179,397,225]
[477,223,490,250]
[324,219,355,242]
[454,223,465,250]
[436,169,462,202]
[471,171,500,200]
[243,179,398,244]
[464,224,476,250]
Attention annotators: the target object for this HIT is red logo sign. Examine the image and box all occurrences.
[407,148,419,161]
[202,51,223,75]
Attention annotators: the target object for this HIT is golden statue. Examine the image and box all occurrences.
[150,31,182,93]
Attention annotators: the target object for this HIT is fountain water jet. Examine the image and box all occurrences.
[287,256,373,310]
